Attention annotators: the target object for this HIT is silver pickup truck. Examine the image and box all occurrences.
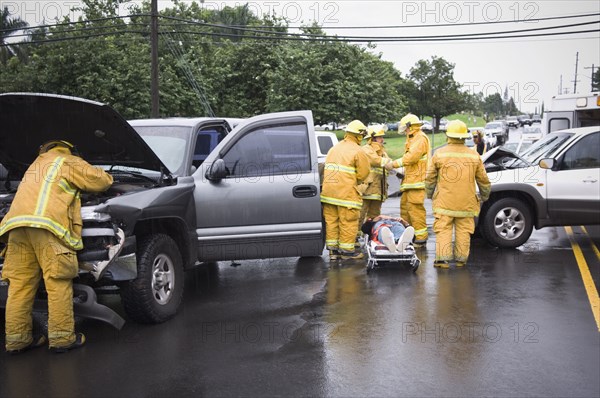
[0,93,325,328]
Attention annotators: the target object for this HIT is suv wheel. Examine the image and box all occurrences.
[481,198,533,248]
[120,234,184,324]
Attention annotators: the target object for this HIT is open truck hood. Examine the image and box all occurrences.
[0,93,171,178]
[482,146,530,165]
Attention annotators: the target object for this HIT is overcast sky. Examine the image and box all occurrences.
[3,0,599,113]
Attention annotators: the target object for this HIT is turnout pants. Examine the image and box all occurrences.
[323,203,360,254]
[433,214,475,263]
[401,190,428,241]
[2,227,78,350]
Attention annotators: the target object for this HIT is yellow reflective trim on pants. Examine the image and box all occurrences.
[35,156,65,216]
[324,163,357,175]
[433,207,479,217]
[401,182,425,190]
[320,195,362,210]
[363,194,383,200]
[414,228,428,235]
[339,242,355,251]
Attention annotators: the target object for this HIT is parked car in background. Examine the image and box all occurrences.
[519,115,532,127]
[439,118,449,131]
[522,125,543,141]
[386,122,398,131]
[479,126,600,248]
[496,119,510,138]
[421,121,433,132]
[484,121,506,146]
[314,122,337,131]
[464,131,475,148]
[507,116,520,128]
[532,114,542,124]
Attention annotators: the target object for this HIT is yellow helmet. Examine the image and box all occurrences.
[398,113,422,134]
[346,120,367,136]
[445,120,469,138]
[39,140,79,156]
[367,124,387,140]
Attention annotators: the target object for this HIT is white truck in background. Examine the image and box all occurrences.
[542,91,600,134]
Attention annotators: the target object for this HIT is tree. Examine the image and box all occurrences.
[483,93,503,121]
[408,56,466,132]
[0,6,28,64]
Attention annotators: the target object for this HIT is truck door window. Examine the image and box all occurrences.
[549,118,569,132]
[559,132,600,170]
[222,123,310,178]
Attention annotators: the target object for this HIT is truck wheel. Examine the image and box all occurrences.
[481,198,533,248]
[120,234,184,324]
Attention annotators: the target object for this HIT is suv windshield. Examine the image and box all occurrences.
[517,132,573,165]
[133,126,191,175]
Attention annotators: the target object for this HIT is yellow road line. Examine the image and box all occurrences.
[565,226,600,332]
[581,226,600,262]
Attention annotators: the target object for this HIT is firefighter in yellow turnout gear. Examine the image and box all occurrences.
[387,114,431,246]
[321,120,371,260]
[425,120,491,268]
[357,124,391,235]
[0,140,113,353]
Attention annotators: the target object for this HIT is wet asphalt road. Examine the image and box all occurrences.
[1,129,599,398]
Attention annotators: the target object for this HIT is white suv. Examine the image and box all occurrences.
[479,126,600,248]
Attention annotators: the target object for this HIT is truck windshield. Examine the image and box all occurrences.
[133,126,191,175]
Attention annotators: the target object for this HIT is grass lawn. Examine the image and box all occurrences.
[333,130,448,159]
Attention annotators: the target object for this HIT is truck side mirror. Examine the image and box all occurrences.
[539,158,555,170]
[206,159,228,181]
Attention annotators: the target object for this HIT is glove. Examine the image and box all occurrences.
[384,161,394,171]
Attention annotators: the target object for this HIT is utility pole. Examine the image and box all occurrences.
[572,51,580,94]
[584,64,597,92]
[559,75,563,95]
[151,0,159,117]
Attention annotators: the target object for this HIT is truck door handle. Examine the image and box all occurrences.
[582,178,598,183]
[293,185,318,198]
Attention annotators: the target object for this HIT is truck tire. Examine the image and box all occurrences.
[120,234,184,324]
[481,198,533,249]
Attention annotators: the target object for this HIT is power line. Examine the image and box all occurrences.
[2,25,598,48]
[2,11,599,35]
[3,16,598,46]
[159,15,599,40]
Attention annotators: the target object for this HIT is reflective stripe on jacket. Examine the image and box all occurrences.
[320,134,371,210]
[0,147,113,250]
[393,130,430,191]
[425,139,491,218]
[360,141,389,201]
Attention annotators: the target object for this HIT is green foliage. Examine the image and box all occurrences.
[0,6,29,64]
[0,0,425,123]
[407,56,467,132]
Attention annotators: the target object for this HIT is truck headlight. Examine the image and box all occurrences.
[81,207,111,222]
